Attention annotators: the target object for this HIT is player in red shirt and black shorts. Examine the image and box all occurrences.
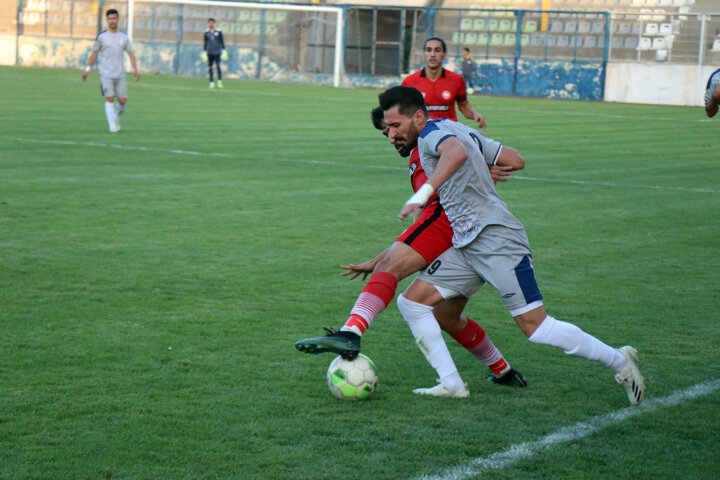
[402,36,486,128]
[396,147,452,266]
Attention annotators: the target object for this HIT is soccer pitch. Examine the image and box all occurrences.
[1,66,718,479]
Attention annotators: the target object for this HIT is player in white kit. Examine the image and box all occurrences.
[82,9,140,132]
[380,85,645,406]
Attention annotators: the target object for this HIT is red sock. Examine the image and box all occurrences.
[343,272,398,335]
[452,318,509,376]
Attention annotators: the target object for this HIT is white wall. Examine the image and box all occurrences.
[605,62,715,107]
[0,35,16,66]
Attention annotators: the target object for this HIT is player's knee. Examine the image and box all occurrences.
[435,312,465,335]
[375,252,426,281]
[514,306,547,338]
[373,258,407,281]
[397,294,432,324]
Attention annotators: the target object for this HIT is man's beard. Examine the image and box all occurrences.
[393,124,418,158]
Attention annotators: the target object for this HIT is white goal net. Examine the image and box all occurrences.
[125,0,345,86]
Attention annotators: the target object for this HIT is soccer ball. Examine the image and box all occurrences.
[327,354,378,401]
[467,87,474,95]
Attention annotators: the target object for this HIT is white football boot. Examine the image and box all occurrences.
[615,346,645,406]
[413,381,469,398]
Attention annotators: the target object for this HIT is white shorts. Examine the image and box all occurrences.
[100,76,128,99]
[417,225,543,315]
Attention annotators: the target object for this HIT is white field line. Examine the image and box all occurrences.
[5,136,232,158]
[6,136,720,193]
[514,175,720,193]
[411,378,720,480]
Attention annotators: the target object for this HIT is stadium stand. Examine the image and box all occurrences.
[437,0,717,62]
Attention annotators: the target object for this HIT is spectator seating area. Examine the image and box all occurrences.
[441,0,701,60]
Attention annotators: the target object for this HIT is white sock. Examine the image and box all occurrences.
[397,294,465,392]
[115,102,125,117]
[104,101,117,128]
[340,325,363,336]
[528,315,626,371]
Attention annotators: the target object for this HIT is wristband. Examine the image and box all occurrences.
[84,65,90,72]
[405,183,434,206]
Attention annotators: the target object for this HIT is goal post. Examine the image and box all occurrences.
[126,0,345,87]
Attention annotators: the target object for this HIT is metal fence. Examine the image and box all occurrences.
[14,1,720,75]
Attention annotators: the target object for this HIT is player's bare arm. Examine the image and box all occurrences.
[490,165,513,183]
[425,136,468,190]
[706,85,720,118]
[399,137,468,221]
[457,99,486,128]
[341,248,389,280]
[128,52,140,82]
[342,241,428,282]
[490,146,525,183]
[497,146,524,170]
[82,51,98,82]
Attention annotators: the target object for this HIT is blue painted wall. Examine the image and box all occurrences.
[445,57,603,100]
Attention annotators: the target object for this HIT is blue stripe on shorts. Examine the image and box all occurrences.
[516,256,543,304]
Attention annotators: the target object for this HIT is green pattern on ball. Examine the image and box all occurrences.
[356,384,373,399]
[331,371,346,386]
[340,383,357,397]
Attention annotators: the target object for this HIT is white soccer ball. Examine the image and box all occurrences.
[467,87,474,95]
[327,354,378,401]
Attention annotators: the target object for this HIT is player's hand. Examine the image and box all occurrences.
[201,51,208,62]
[475,113,487,129]
[82,71,89,82]
[340,260,377,281]
[134,71,140,82]
[221,50,228,61]
[398,203,422,222]
[490,165,513,183]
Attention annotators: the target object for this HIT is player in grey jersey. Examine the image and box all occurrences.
[82,9,140,133]
[705,67,720,118]
[380,85,645,406]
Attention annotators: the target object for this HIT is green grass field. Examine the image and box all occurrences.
[1,66,719,480]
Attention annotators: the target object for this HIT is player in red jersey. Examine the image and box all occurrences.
[402,37,486,128]
[295,107,526,395]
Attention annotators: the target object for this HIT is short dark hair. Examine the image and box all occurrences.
[370,106,385,130]
[424,36,447,53]
[463,47,470,53]
[208,18,215,22]
[106,8,118,17]
[378,86,428,119]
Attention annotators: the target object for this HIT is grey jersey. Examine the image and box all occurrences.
[92,30,133,79]
[417,118,524,248]
[705,68,720,105]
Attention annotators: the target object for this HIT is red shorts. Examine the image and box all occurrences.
[395,200,453,264]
